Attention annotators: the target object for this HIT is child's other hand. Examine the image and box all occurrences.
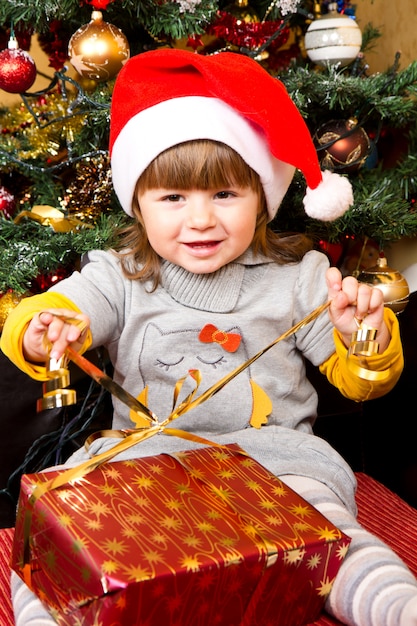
[23,309,90,363]
[325,267,390,351]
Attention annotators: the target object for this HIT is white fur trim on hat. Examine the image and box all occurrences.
[111,96,295,221]
[303,169,354,221]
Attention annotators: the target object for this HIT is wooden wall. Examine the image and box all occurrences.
[355,0,416,74]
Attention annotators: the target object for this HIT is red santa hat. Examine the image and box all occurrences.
[109,48,353,222]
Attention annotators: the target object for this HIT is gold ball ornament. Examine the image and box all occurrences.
[357,257,410,314]
[68,10,130,82]
[304,2,362,67]
[0,290,27,332]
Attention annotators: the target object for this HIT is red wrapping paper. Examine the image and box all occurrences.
[12,444,350,625]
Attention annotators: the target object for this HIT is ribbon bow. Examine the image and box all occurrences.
[199,324,241,353]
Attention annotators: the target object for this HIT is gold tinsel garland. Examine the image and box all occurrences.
[63,154,113,223]
[0,91,86,162]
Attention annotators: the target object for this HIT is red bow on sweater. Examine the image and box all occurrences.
[198,324,241,353]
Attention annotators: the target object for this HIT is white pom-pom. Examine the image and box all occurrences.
[303,169,353,221]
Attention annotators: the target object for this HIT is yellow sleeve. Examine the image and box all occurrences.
[319,307,403,402]
[0,292,92,381]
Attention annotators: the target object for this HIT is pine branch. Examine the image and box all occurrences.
[0,0,219,40]
[0,213,126,294]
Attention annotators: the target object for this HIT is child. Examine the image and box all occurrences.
[2,49,417,626]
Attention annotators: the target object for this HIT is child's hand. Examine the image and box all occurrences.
[23,309,90,363]
[325,267,391,351]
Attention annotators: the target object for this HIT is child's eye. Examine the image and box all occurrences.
[215,191,235,200]
[163,194,182,202]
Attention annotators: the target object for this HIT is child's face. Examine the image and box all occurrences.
[137,185,259,274]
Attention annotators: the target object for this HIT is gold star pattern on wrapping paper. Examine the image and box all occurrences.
[56,488,74,503]
[290,502,315,518]
[87,500,111,517]
[150,531,168,546]
[245,478,262,491]
[188,467,206,482]
[283,547,306,565]
[102,560,118,574]
[104,466,122,480]
[58,513,73,528]
[132,495,152,509]
[316,526,341,542]
[98,483,120,497]
[218,468,236,480]
[307,553,322,570]
[125,511,147,525]
[165,498,183,511]
[317,576,336,597]
[181,555,202,572]
[258,497,278,511]
[125,564,152,582]
[81,567,92,583]
[71,536,89,555]
[175,483,194,496]
[264,513,285,527]
[160,515,182,532]
[196,520,216,534]
[149,462,165,475]
[121,526,138,539]
[271,483,289,497]
[45,548,58,572]
[132,474,156,489]
[209,484,234,504]
[183,535,203,549]
[206,509,222,521]
[143,549,164,565]
[337,542,351,560]
[102,537,128,556]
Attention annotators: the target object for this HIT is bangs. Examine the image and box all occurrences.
[137,140,262,192]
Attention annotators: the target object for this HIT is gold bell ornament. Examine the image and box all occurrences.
[357,256,410,314]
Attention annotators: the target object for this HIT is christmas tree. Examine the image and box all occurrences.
[1,0,417,319]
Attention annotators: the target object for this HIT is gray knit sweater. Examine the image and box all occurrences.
[51,247,358,513]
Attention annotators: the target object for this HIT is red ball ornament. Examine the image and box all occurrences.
[315,118,370,173]
[30,267,72,294]
[0,36,37,93]
[0,186,16,219]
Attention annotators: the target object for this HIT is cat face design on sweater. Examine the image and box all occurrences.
[133,322,271,432]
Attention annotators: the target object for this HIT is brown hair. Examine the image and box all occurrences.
[114,140,313,289]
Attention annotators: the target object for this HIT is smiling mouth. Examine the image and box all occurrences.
[186,241,219,249]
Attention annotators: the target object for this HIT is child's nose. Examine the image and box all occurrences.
[186,196,216,228]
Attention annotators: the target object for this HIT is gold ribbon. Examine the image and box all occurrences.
[14,205,91,232]
[22,299,390,580]
[347,321,390,382]
[36,354,77,411]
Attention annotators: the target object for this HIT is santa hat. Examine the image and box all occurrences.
[109,48,353,222]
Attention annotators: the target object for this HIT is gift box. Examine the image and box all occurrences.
[12,444,350,626]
